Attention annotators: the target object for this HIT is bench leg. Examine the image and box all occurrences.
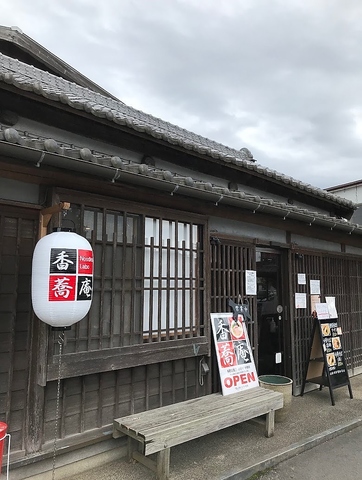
[265,410,275,438]
[156,447,170,480]
[128,437,140,462]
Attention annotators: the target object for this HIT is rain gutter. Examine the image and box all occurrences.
[1,140,361,237]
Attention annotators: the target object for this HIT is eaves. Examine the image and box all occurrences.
[1,125,361,239]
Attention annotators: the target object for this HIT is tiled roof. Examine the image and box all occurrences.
[0,25,120,100]
[0,52,355,211]
[1,124,361,236]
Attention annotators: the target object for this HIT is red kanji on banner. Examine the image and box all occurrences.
[218,341,237,368]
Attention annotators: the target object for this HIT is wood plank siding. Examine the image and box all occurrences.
[0,206,38,455]
[290,249,362,394]
[1,191,210,460]
[210,239,257,391]
[42,357,207,449]
[210,239,362,395]
[35,192,209,453]
[2,192,362,462]
[44,193,208,380]
[210,239,257,350]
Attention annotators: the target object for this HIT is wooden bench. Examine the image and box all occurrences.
[113,386,283,480]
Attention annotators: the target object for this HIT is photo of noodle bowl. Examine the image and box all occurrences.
[327,353,336,366]
[332,337,341,350]
[229,317,244,339]
[322,324,330,336]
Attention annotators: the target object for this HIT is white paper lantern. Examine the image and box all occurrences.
[32,229,94,328]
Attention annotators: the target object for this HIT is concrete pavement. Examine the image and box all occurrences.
[9,374,362,480]
[255,424,362,479]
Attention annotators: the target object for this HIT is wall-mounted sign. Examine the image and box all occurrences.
[211,311,258,395]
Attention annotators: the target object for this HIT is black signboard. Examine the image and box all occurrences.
[301,317,353,405]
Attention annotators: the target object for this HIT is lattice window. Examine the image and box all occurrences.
[143,217,200,340]
[50,203,205,355]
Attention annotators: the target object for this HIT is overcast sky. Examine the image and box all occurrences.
[2,0,362,189]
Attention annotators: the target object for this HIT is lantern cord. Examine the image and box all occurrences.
[52,330,65,480]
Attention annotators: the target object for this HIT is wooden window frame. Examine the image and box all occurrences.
[42,189,209,381]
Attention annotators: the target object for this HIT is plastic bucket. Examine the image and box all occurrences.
[259,375,293,422]
[0,422,7,475]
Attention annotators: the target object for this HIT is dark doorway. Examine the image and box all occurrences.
[256,249,285,375]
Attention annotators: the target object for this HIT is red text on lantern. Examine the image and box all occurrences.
[49,275,76,301]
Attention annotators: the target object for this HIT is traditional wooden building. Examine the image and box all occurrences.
[1,27,362,474]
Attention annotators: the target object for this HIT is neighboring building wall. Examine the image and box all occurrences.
[326,181,362,225]
[327,184,362,204]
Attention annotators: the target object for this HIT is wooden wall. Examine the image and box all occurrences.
[290,249,362,393]
[41,357,207,450]
[0,206,38,455]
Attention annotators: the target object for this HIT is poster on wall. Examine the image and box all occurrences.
[310,279,321,295]
[210,312,259,395]
[295,292,307,309]
[297,273,306,285]
[245,270,257,295]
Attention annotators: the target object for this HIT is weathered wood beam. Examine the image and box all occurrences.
[39,201,70,238]
[47,337,210,381]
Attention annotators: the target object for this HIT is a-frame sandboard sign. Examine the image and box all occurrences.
[301,316,353,405]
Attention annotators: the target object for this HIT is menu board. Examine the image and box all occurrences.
[210,312,258,396]
[302,316,353,405]
[320,319,349,388]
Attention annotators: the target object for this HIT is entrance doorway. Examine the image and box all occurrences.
[256,249,286,376]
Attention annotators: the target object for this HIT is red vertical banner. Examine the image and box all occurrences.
[211,313,259,395]
[78,249,93,274]
[49,275,76,301]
